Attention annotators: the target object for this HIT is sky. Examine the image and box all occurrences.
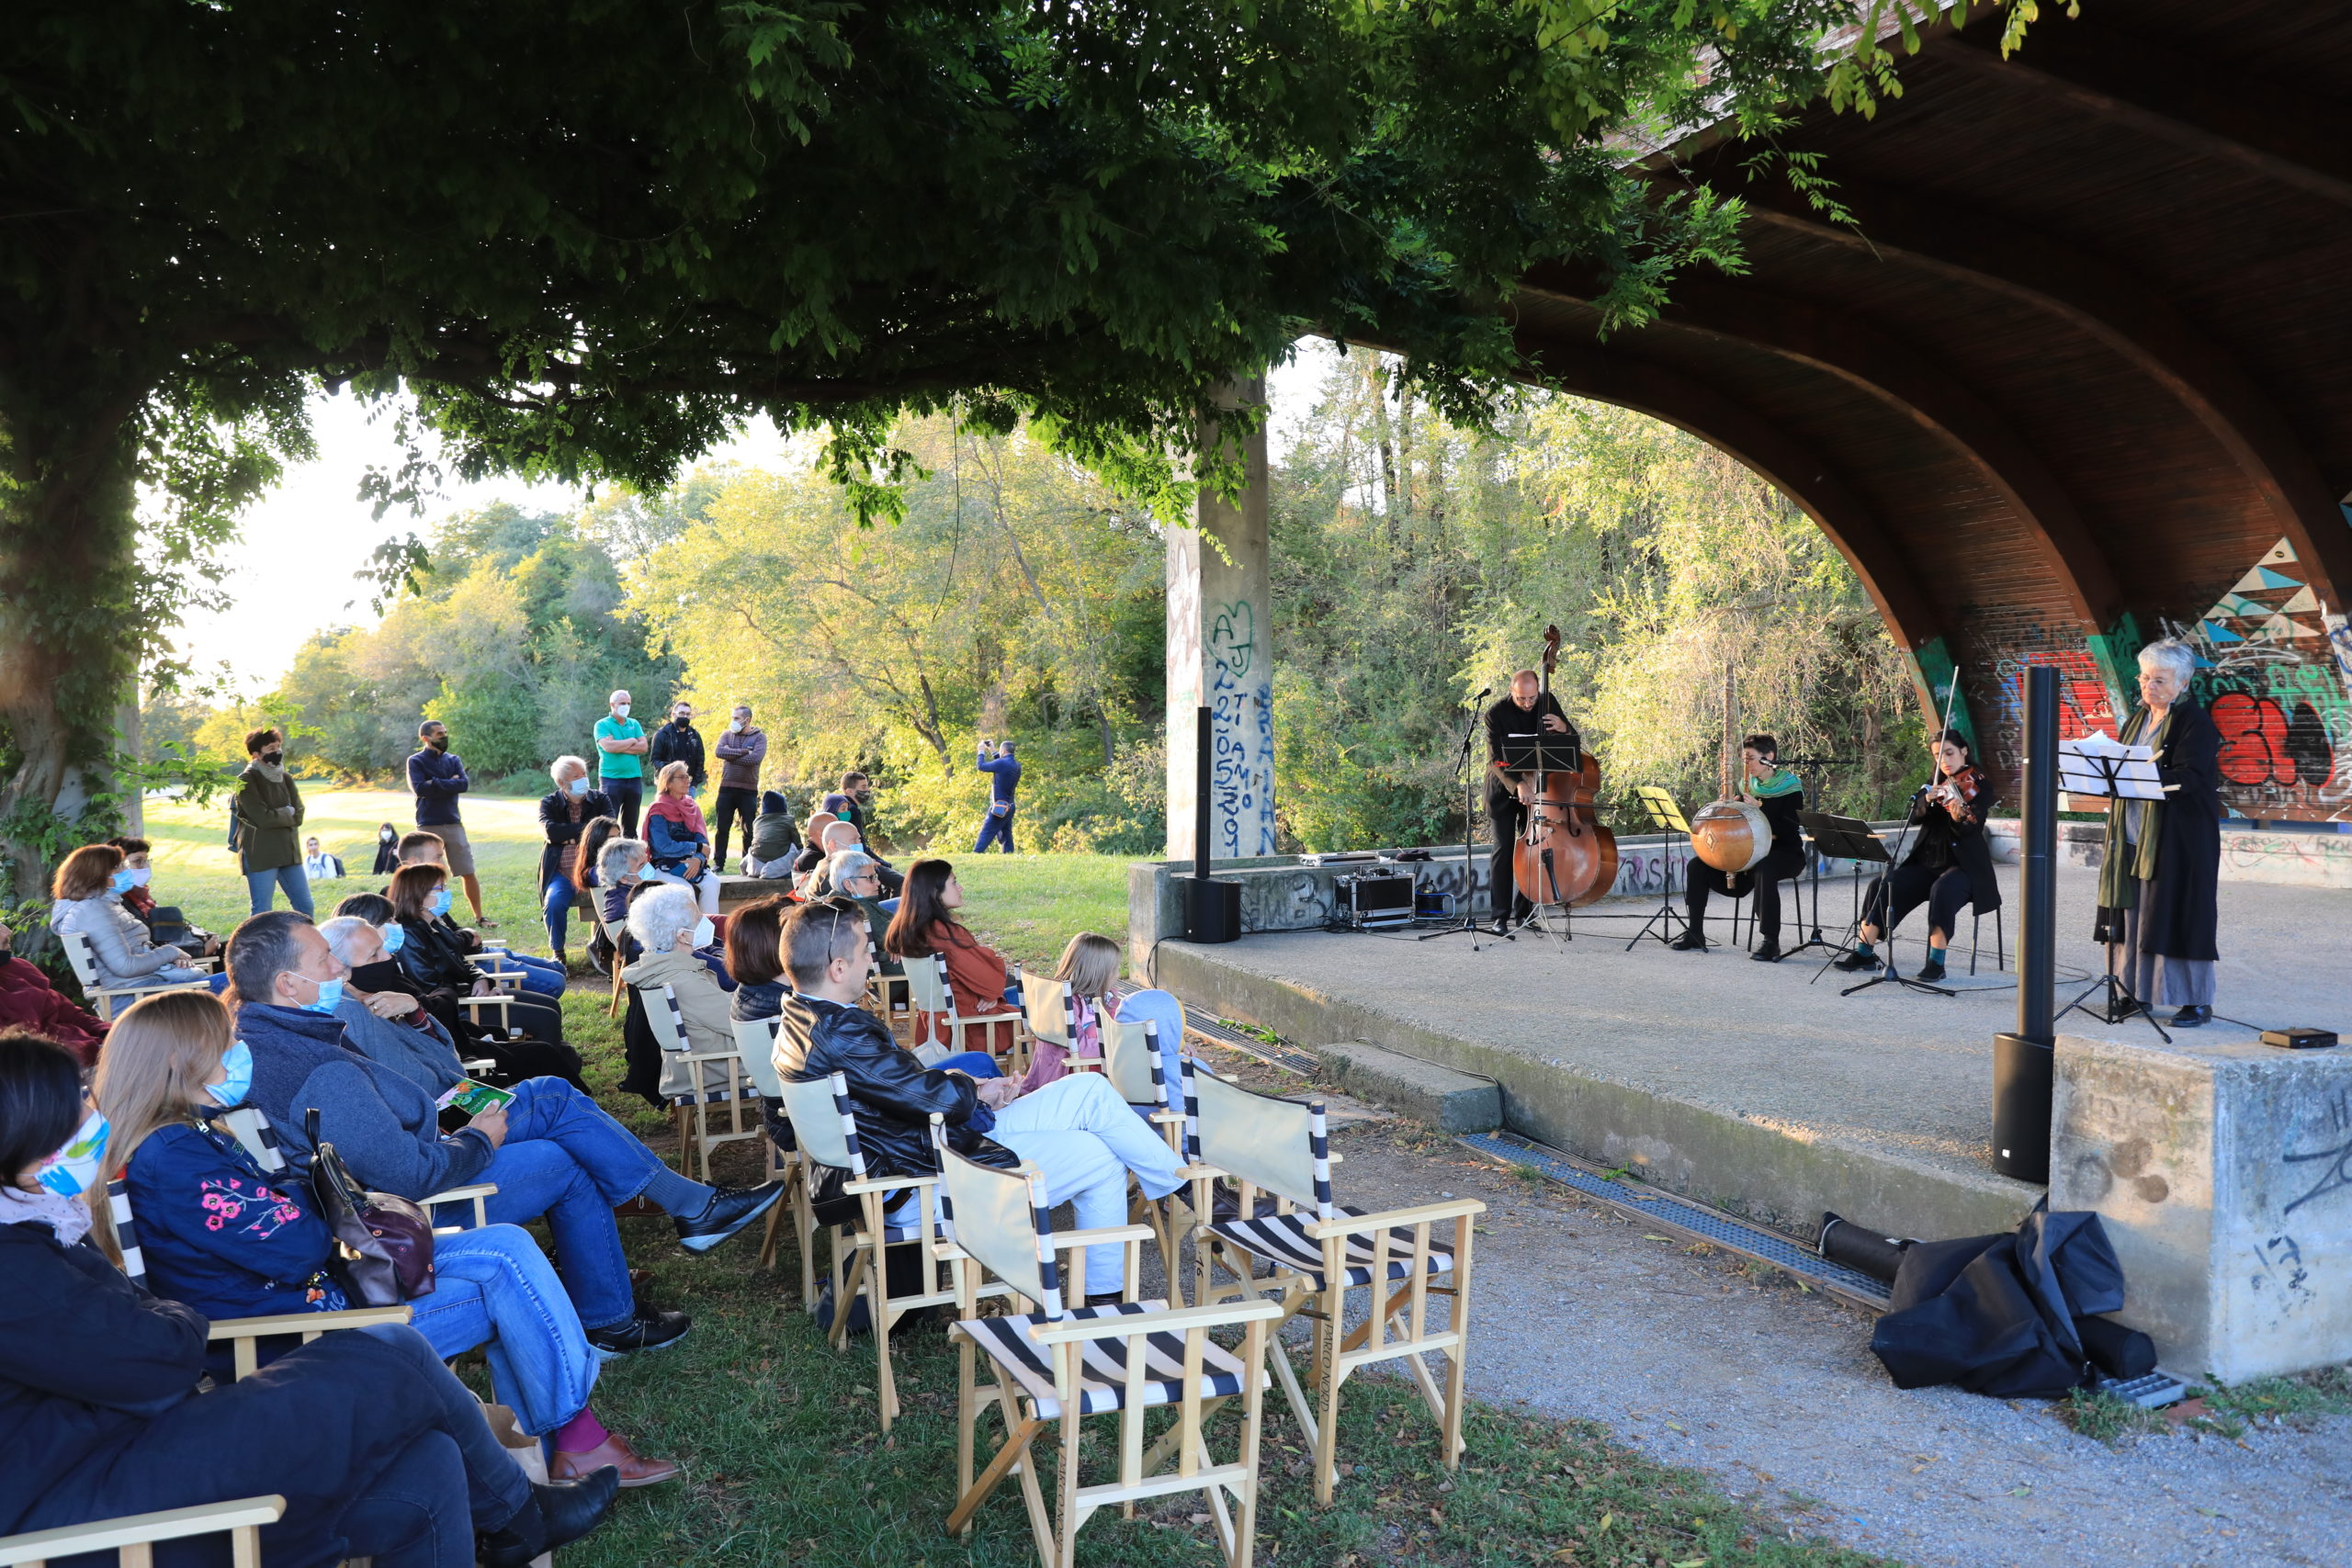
[167,338,1345,691]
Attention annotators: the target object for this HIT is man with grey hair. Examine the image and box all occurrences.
[539,754,613,972]
[2096,637,2223,1027]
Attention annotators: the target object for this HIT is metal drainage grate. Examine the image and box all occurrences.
[1181,1008,1320,1075]
[1458,1131,1894,1310]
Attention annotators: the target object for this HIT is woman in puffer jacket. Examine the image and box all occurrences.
[49,843,208,993]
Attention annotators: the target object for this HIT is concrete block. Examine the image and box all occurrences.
[1317,1040,1501,1134]
[2052,1032,2352,1383]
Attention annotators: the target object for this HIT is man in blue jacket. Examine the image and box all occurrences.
[407,719,489,928]
[975,739,1020,852]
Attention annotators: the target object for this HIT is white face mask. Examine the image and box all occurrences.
[729,718,745,733]
[692,917,715,949]
[614,703,631,718]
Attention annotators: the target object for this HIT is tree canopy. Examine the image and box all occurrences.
[1,0,1965,888]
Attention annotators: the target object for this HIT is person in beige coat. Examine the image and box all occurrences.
[620,885,734,1101]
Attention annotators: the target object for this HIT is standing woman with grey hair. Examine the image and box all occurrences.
[539,756,614,973]
[2098,637,2223,1027]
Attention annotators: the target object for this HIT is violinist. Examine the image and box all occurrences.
[1671,734,1806,963]
[1834,728,2001,983]
[1484,670,1577,931]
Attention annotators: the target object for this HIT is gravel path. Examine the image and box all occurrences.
[1223,1057,2352,1568]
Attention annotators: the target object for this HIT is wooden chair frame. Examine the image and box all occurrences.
[1100,1016,1193,1292]
[901,950,1031,1077]
[731,1015,818,1305]
[1182,1063,1483,1506]
[935,1140,1281,1568]
[775,1073,960,1432]
[56,929,211,1021]
[0,1494,287,1568]
[638,982,760,1183]
[593,903,628,1018]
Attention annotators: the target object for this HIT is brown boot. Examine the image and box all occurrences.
[550,1430,683,1489]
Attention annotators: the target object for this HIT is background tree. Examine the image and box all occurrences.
[1,0,1955,892]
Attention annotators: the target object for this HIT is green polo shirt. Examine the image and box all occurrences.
[594,716,646,779]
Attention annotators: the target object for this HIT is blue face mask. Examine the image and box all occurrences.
[567,776,590,796]
[380,923,406,954]
[108,869,137,895]
[35,1110,109,1199]
[209,1040,254,1107]
[299,976,345,1015]
[427,888,453,917]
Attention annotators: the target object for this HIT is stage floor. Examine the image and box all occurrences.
[1152,858,2352,1237]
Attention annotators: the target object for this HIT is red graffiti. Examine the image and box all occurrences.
[2211,691,2296,786]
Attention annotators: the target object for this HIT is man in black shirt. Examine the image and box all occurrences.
[1484,670,1577,929]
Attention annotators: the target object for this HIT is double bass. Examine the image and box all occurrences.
[1510,627,1620,910]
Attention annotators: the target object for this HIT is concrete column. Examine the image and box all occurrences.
[1167,378,1276,862]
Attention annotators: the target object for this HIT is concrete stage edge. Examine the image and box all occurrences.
[1144,862,2352,1250]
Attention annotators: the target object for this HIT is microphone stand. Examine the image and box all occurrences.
[1840,682,1962,999]
[1420,689,1508,946]
[1774,754,1856,958]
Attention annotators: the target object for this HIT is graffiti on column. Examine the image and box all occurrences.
[2166,537,2351,821]
[1207,597,1278,856]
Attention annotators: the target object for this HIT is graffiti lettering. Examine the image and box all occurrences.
[1206,597,1277,857]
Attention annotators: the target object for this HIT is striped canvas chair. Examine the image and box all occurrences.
[902,951,1031,1077]
[1183,1066,1484,1506]
[0,1495,288,1568]
[774,1070,957,1432]
[639,982,760,1183]
[55,929,210,1021]
[730,1015,818,1305]
[1100,1016,1192,1289]
[935,1137,1282,1568]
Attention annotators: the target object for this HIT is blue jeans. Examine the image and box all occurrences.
[407,1224,599,1437]
[483,948,567,997]
[448,1077,695,1332]
[975,804,1016,853]
[934,1051,1001,1078]
[601,775,643,838]
[542,878,578,954]
[245,863,315,916]
[341,1323,535,1568]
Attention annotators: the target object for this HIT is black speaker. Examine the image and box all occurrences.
[1182,875,1241,943]
[1992,1031,2053,1184]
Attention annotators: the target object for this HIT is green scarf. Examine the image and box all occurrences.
[2098,705,2171,915]
[1742,767,1804,800]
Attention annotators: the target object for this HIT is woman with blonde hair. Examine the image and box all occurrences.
[1010,931,1122,1096]
[642,761,721,916]
[94,989,680,1485]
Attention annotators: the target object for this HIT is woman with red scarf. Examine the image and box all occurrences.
[642,761,720,916]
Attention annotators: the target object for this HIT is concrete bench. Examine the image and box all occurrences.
[1317,1040,1501,1134]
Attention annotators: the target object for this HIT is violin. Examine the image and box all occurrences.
[1510,626,1620,910]
[1924,764,1985,819]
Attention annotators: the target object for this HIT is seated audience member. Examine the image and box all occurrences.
[821,769,876,839]
[1113,985,1190,1117]
[787,811,838,890]
[777,898,1182,1303]
[96,991,680,1485]
[370,819,401,874]
[643,761,722,917]
[539,756,613,974]
[884,857,1020,1054]
[1012,931,1120,1096]
[107,836,218,956]
[50,842,209,995]
[0,1031,623,1567]
[827,852,902,974]
[322,908,585,1092]
[0,922,107,1066]
[621,886,741,1101]
[574,815,624,974]
[594,837,733,991]
[223,912,782,1350]
[388,863,571,1049]
[743,788,801,877]
[395,830,569,998]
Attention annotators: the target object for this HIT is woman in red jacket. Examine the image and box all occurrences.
[882,859,1019,1055]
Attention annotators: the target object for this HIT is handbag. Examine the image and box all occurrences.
[304,1107,436,1303]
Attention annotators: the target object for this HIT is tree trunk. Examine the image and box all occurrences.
[0,396,146,901]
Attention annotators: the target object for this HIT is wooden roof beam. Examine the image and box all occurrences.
[1510,330,1945,656]
[1927,20,2352,210]
[1521,265,2120,632]
[1670,164,2352,615]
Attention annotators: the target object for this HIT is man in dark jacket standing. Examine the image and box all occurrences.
[974,739,1021,852]
[648,701,707,796]
[710,702,767,871]
[407,719,489,928]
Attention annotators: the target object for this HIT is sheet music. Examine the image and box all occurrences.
[2058,730,2167,801]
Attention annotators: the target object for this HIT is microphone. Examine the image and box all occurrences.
[1472,686,1492,701]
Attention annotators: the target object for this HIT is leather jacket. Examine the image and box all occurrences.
[394,917,481,994]
[775,993,1013,1223]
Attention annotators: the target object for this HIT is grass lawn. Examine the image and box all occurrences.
[131,787,1872,1568]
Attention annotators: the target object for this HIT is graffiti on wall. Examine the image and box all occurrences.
[1972,615,2123,791]
[2168,537,2352,821]
[1207,597,1279,856]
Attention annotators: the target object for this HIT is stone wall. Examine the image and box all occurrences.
[1984,818,2352,889]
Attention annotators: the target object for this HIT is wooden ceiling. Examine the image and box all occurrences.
[1511,0,2352,809]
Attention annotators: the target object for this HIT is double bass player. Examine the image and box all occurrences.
[1486,670,1577,931]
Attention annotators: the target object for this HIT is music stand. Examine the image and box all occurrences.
[2052,736,2173,1041]
[1775,756,1854,957]
[1625,786,1691,951]
[1801,815,1949,996]
[1497,735,1590,939]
